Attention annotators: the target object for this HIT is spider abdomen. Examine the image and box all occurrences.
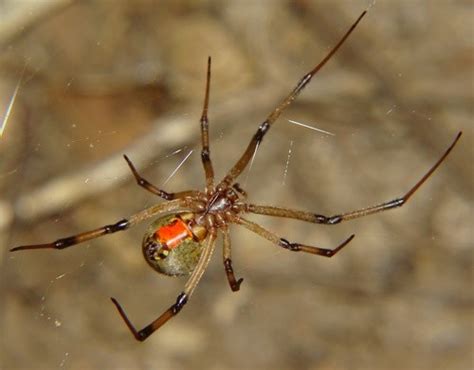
[142,212,206,276]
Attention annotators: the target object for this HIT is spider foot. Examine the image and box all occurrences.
[279,234,355,257]
[224,258,244,292]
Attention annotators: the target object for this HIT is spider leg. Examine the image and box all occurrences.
[111,230,217,341]
[222,226,243,292]
[110,294,186,342]
[245,132,462,225]
[235,217,354,257]
[10,199,190,252]
[200,57,215,193]
[124,154,200,200]
[219,11,366,188]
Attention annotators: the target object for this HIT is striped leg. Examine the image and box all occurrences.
[124,155,200,200]
[111,229,217,341]
[10,199,189,252]
[200,57,215,193]
[235,217,354,257]
[222,226,243,291]
[245,132,462,225]
[219,11,366,187]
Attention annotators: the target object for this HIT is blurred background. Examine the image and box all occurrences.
[0,1,472,369]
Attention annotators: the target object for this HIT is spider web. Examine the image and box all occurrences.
[2,1,471,369]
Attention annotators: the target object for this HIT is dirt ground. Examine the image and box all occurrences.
[0,1,472,369]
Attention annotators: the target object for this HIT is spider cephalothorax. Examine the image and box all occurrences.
[11,10,462,342]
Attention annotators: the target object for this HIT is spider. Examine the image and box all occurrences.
[11,11,462,342]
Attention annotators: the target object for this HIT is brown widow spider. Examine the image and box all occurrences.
[11,11,462,342]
